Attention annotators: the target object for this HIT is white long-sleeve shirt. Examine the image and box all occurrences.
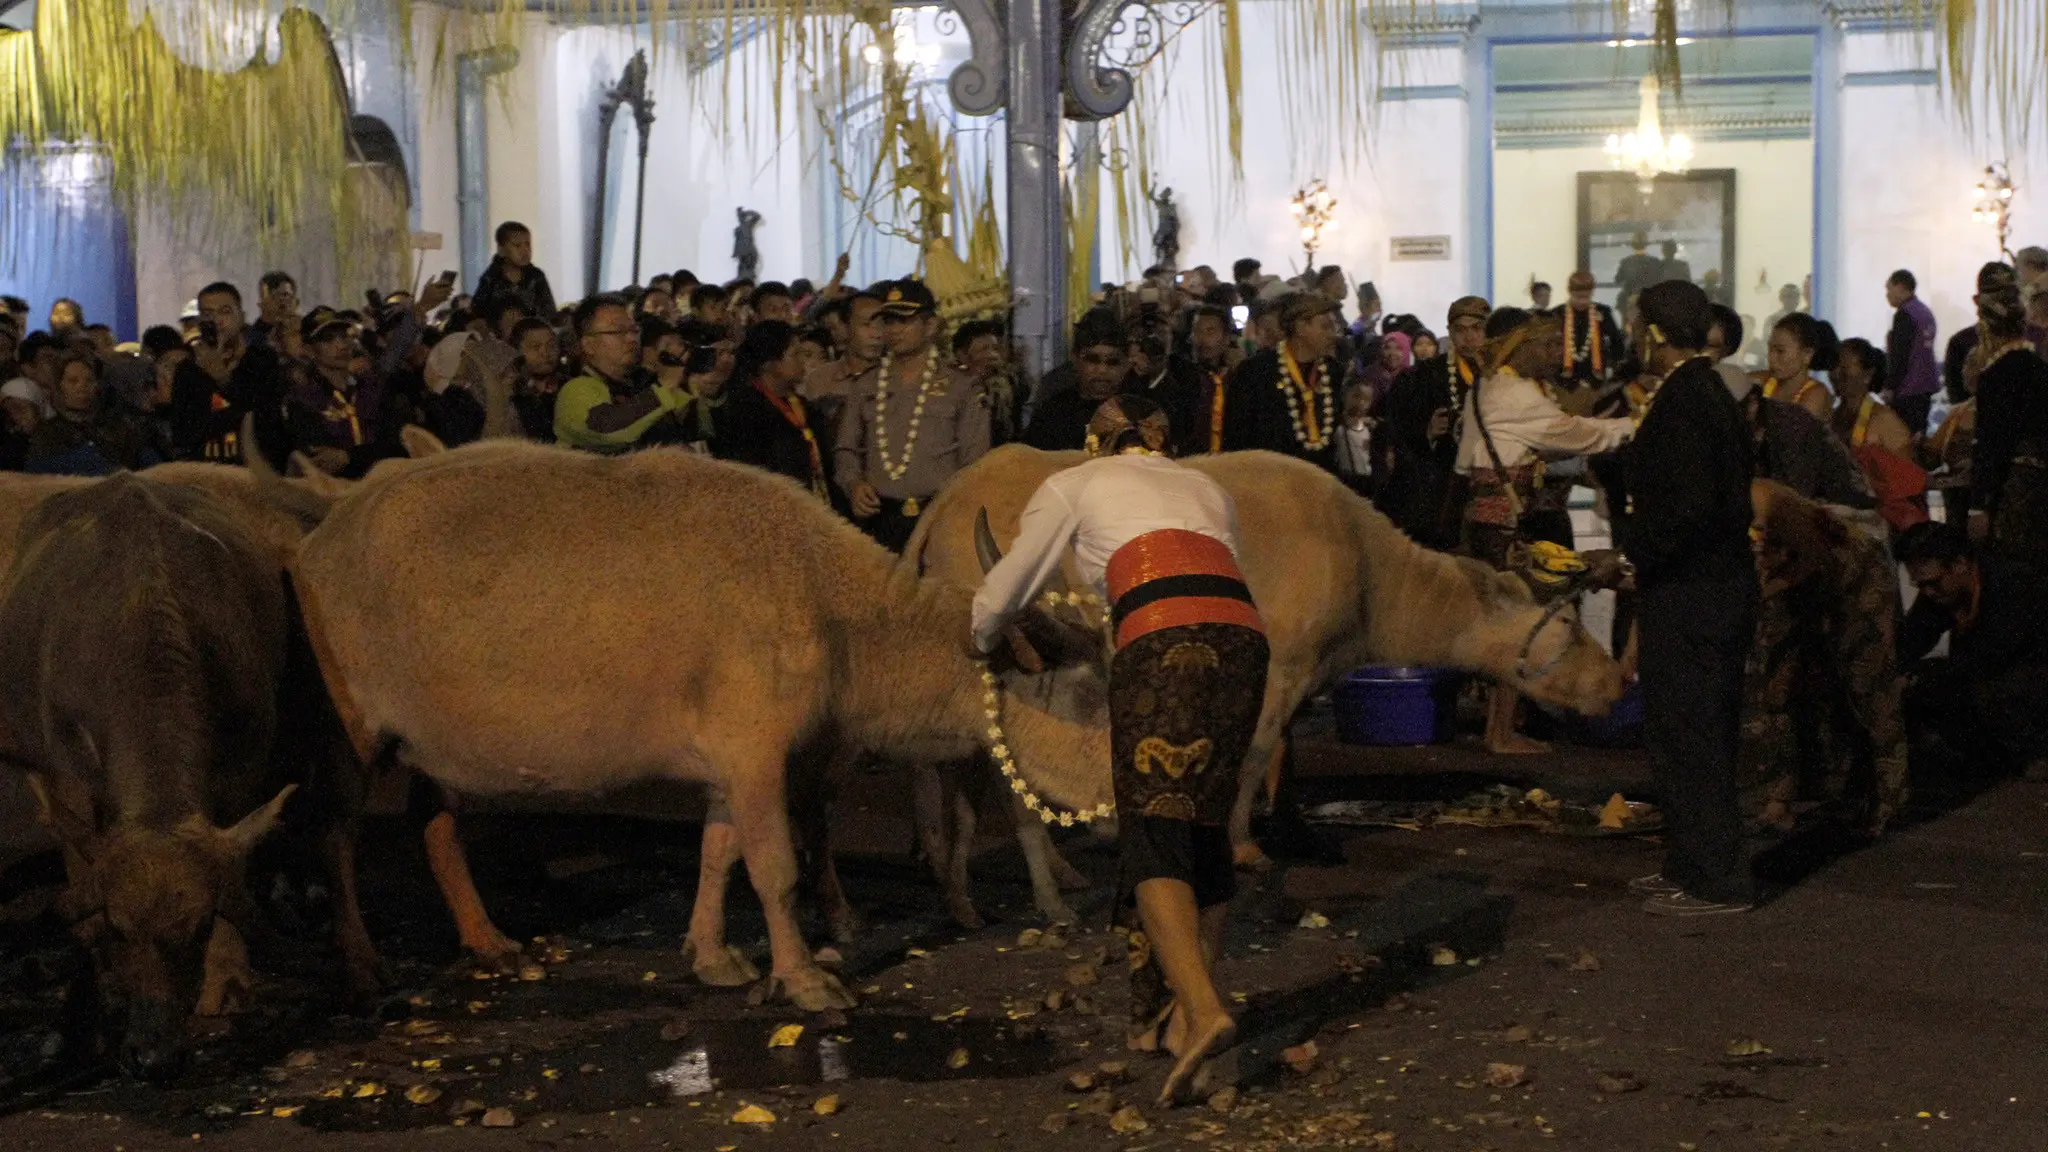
[1455,369,1636,473]
[970,453,1244,653]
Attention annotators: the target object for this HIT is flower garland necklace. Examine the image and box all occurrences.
[872,343,942,481]
[978,662,1114,825]
[1277,341,1335,450]
[1562,305,1601,376]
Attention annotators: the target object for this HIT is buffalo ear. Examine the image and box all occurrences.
[218,785,298,860]
[400,425,448,458]
[25,773,96,847]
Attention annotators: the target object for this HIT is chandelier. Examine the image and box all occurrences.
[1289,179,1337,272]
[1605,74,1693,193]
[1971,163,2017,259]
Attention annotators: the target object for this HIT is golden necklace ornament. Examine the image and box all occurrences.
[1278,341,1334,450]
[872,343,942,482]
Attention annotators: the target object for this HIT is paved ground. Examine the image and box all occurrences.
[2,723,2044,1152]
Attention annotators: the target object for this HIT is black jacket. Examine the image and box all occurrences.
[1971,347,2048,519]
[716,380,827,492]
[1223,348,1339,474]
[474,257,558,319]
[1374,355,1470,549]
[1601,357,1754,587]
[170,340,289,468]
[1023,384,1113,452]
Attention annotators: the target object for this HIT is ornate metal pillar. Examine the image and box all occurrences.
[950,0,1138,398]
[587,51,654,295]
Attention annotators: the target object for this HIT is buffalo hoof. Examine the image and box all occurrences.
[684,941,760,987]
[826,905,864,945]
[946,893,985,931]
[766,966,858,1012]
[466,930,526,973]
[1052,856,1091,892]
[1034,896,1080,926]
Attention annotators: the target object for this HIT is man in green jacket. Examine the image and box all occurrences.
[554,294,688,453]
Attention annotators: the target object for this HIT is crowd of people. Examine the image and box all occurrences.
[2,218,2043,912]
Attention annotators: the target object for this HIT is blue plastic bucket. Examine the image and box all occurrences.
[1333,666,1459,747]
[1578,681,1645,748]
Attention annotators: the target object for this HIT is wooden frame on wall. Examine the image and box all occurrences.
[1576,169,1739,312]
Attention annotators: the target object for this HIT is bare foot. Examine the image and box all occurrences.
[1485,733,1551,756]
[1232,841,1274,872]
[1759,801,1794,832]
[463,926,525,973]
[1159,1013,1236,1106]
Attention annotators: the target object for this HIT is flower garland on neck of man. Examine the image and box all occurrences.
[872,343,943,482]
[1278,341,1335,451]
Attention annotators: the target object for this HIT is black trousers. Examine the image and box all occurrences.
[1638,572,1759,903]
[858,497,925,554]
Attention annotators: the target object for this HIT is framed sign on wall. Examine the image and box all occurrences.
[1577,169,1737,314]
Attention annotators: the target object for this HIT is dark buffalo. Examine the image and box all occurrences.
[0,473,371,1081]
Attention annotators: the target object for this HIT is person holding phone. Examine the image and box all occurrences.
[170,281,289,465]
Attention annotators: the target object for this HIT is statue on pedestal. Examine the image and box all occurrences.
[734,207,763,282]
[1150,186,1180,271]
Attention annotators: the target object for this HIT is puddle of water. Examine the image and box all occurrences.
[290,1013,1057,1132]
[649,1015,1059,1097]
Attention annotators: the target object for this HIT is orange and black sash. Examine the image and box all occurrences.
[1105,529,1264,650]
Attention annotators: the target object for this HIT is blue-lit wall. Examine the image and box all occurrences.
[0,147,139,341]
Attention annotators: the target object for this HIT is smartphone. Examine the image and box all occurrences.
[1230,305,1250,328]
[198,319,220,346]
[434,270,459,288]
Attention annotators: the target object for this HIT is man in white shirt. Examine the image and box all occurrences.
[1458,308,1636,753]
[973,396,1266,1106]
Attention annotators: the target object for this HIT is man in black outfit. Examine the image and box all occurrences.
[1599,280,1758,916]
[1023,310,1133,451]
[1375,295,1488,549]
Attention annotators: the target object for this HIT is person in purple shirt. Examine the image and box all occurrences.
[1883,269,1940,435]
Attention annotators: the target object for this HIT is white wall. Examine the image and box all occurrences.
[1492,137,1814,335]
[1096,33,1476,325]
[1832,30,2048,354]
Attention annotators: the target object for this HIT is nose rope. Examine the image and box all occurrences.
[1513,577,1589,684]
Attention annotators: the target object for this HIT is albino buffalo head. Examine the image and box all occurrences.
[29,777,295,1082]
[975,508,1110,669]
[1464,565,1624,717]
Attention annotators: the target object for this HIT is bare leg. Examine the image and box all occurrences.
[683,811,759,986]
[728,762,855,1011]
[1485,685,1549,755]
[1135,878,1234,1105]
[423,811,521,968]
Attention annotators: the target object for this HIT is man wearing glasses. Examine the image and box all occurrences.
[835,279,991,552]
[554,293,692,454]
[1021,310,1136,453]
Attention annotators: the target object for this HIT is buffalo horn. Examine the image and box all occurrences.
[975,508,1004,574]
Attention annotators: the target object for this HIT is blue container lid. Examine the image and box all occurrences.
[1342,665,1450,684]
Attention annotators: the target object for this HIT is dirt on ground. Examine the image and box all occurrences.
[3,723,2044,1152]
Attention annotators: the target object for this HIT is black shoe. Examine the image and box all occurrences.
[1642,892,1753,917]
[1627,872,1681,896]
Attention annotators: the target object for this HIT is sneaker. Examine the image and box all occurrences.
[1642,892,1753,917]
[1627,873,1681,896]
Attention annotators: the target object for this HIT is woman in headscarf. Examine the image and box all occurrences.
[1457,307,1636,753]
[1968,261,2048,566]
[972,396,1266,1105]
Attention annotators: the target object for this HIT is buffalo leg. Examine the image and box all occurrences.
[683,796,760,987]
[322,820,384,1003]
[726,760,855,1011]
[1009,797,1083,925]
[791,752,860,944]
[422,810,520,968]
[912,763,977,926]
[945,784,981,929]
[1229,666,1315,870]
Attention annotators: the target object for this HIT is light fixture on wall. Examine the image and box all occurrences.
[1605,74,1693,195]
[862,23,942,71]
[1972,162,2017,259]
[1290,180,1337,273]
